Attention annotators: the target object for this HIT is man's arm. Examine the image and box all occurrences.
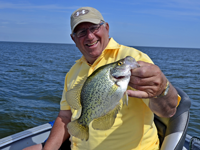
[43,110,72,150]
[127,61,178,118]
[148,82,178,117]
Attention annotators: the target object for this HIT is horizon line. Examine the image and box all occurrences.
[0,40,199,50]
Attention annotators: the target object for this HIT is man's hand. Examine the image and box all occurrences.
[127,61,167,98]
[127,61,178,118]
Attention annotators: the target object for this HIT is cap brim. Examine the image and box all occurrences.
[71,18,101,34]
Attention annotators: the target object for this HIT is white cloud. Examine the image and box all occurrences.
[16,21,27,25]
[0,1,78,10]
[1,21,9,24]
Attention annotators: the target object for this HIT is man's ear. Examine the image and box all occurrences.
[70,34,75,42]
[105,22,109,32]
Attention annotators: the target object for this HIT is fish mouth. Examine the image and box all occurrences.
[113,76,126,80]
[111,70,131,80]
[112,74,131,81]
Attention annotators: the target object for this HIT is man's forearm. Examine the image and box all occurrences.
[149,82,178,118]
[43,110,72,150]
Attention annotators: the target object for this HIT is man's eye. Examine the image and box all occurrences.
[78,30,86,35]
[90,26,98,32]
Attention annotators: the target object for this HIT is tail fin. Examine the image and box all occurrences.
[67,120,89,141]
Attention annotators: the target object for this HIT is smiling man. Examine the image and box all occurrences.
[71,21,109,65]
[24,7,180,150]
[70,8,110,65]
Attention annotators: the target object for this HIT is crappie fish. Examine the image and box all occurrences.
[66,56,139,141]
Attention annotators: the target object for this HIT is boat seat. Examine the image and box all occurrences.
[154,87,191,150]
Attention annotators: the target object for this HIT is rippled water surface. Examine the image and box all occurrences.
[0,41,200,139]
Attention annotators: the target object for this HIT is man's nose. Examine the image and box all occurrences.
[85,29,95,39]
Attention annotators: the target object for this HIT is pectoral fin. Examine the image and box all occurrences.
[92,104,121,130]
[122,91,129,106]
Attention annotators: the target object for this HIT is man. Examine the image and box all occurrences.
[24,7,180,150]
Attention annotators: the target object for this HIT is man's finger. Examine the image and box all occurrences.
[129,76,158,87]
[126,90,149,98]
[131,62,160,78]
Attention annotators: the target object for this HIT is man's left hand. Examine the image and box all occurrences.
[127,61,167,98]
[127,61,178,118]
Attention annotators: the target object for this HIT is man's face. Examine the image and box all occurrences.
[71,22,109,64]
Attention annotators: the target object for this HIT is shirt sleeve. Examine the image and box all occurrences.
[176,95,181,107]
[60,73,71,110]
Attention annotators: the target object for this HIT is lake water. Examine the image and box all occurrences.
[0,41,200,139]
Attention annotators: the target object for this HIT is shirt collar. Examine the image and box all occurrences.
[104,38,120,50]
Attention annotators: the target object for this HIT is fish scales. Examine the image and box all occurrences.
[81,69,119,123]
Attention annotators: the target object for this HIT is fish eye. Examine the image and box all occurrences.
[118,61,123,66]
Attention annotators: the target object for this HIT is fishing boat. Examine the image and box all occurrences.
[0,87,199,150]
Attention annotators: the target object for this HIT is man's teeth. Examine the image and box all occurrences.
[87,41,98,46]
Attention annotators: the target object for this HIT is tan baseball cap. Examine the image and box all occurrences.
[70,7,104,34]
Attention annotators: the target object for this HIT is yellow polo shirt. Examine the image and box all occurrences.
[60,38,160,150]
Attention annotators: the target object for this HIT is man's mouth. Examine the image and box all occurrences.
[86,41,98,47]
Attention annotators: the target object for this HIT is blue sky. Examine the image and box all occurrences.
[0,0,200,48]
